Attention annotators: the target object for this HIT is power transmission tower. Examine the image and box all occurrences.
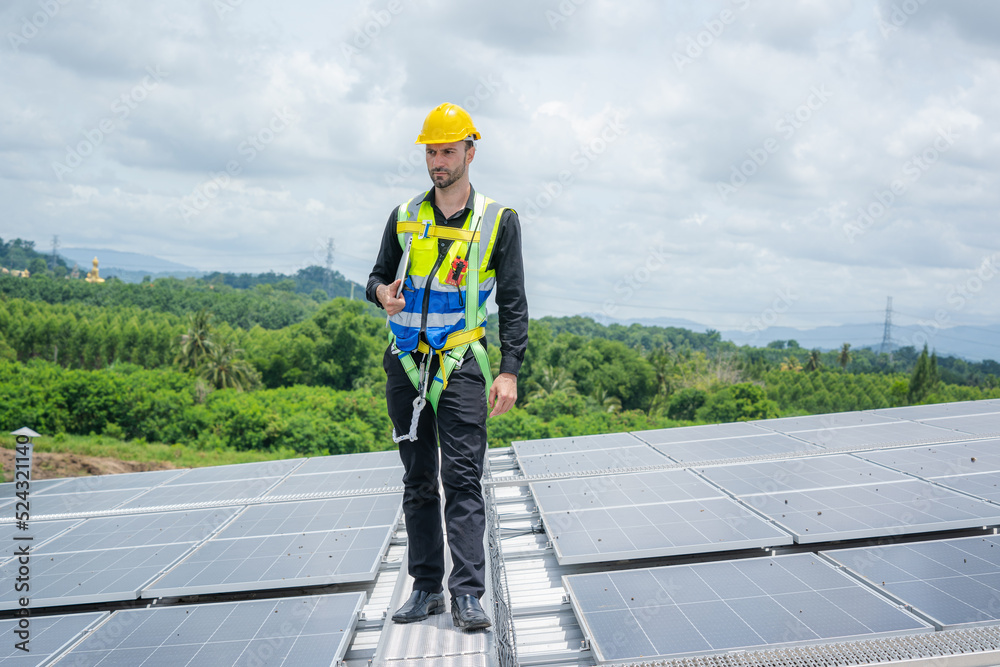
[50,235,60,270]
[323,238,335,294]
[878,296,894,357]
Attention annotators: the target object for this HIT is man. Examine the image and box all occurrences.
[367,103,528,630]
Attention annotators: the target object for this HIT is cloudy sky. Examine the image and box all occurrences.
[2,0,998,333]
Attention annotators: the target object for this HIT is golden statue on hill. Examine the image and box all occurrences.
[85,257,105,283]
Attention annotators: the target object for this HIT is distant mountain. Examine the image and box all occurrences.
[585,313,1000,362]
[60,248,198,273]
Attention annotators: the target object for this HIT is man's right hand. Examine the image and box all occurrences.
[379,279,406,316]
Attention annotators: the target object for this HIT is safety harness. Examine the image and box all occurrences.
[390,193,496,442]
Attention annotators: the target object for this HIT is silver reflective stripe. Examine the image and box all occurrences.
[402,192,427,221]
[422,311,464,328]
[407,274,430,290]
[479,200,504,266]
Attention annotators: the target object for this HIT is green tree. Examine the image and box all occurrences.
[175,309,216,370]
[199,341,260,391]
[697,383,779,422]
[666,387,707,421]
[908,344,939,404]
[805,349,822,372]
[528,364,577,400]
[838,343,851,369]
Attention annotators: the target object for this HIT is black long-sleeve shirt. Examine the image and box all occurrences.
[366,186,528,376]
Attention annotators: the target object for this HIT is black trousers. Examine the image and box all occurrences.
[383,345,489,598]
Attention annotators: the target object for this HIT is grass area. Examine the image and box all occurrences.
[0,433,304,481]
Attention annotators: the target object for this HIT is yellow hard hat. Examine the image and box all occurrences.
[415,103,481,144]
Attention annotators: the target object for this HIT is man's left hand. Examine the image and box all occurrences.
[488,372,517,417]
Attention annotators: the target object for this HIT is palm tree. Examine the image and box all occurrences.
[527,364,577,401]
[838,343,851,369]
[590,387,622,413]
[805,349,822,372]
[175,309,215,370]
[780,355,802,372]
[199,341,260,391]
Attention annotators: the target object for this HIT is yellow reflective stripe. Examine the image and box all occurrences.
[416,326,485,354]
[396,221,481,243]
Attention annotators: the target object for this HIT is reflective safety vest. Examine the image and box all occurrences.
[388,190,507,411]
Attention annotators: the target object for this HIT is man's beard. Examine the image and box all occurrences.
[429,162,465,189]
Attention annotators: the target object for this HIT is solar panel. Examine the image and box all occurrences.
[516,445,669,477]
[916,413,1000,437]
[782,421,972,449]
[34,507,241,554]
[0,611,105,666]
[56,592,364,666]
[932,472,1000,504]
[144,526,393,596]
[651,432,822,463]
[564,552,932,662]
[513,432,643,457]
[856,439,1000,478]
[121,477,283,509]
[532,469,723,512]
[697,454,913,496]
[165,458,304,484]
[532,470,792,564]
[32,468,185,494]
[631,421,769,445]
[144,494,401,596]
[265,467,403,496]
[216,495,401,539]
[0,543,194,610]
[872,399,1000,420]
[293,449,401,474]
[753,411,898,433]
[746,479,1000,543]
[545,496,792,564]
[30,488,148,516]
[0,477,71,497]
[0,519,81,558]
[826,534,1000,628]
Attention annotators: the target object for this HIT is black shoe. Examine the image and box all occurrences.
[392,590,445,623]
[451,594,491,630]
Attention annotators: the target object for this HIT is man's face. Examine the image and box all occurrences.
[425,140,473,189]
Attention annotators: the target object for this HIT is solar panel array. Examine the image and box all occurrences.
[0,611,105,666]
[1,452,403,613]
[517,399,1000,662]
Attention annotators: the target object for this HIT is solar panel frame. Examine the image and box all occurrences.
[564,552,933,662]
[54,592,365,667]
[0,611,105,666]
[217,494,402,539]
[825,534,1000,629]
